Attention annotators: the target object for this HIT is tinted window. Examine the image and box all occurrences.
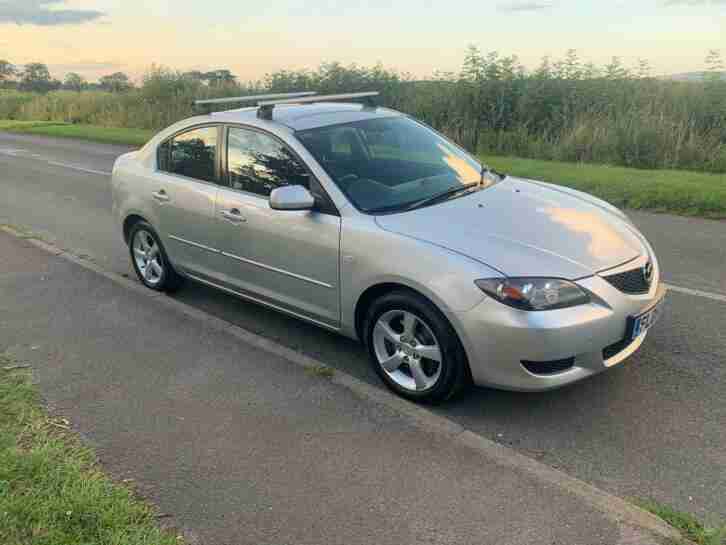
[164,126,217,183]
[227,127,309,197]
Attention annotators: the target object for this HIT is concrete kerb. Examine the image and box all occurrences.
[1,225,682,543]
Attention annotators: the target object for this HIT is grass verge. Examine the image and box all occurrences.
[636,499,725,545]
[305,364,335,378]
[0,120,152,147]
[482,155,726,219]
[0,359,181,545]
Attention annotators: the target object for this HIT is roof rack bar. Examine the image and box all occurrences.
[192,91,315,113]
[257,91,380,120]
[257,92,379,107]
[193,92,316,107]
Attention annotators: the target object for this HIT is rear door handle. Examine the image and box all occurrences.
[152,189,169,202]
[220,208,246,224]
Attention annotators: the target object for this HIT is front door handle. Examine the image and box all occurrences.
[220,208,246,224]
[152,189,169,202]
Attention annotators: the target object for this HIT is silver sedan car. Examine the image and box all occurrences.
[112,93,666,403]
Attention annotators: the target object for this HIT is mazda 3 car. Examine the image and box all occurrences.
[111,92,666,403]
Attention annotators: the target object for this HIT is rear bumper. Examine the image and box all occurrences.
[453,275,666,392]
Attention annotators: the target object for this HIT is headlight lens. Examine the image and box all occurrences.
[475,278,590,311]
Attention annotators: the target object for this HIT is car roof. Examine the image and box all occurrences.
[210,102,402,131]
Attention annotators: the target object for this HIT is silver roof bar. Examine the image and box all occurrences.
[194,92,316,107]
[257,91,380,120]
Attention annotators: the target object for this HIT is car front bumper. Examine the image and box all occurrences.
[453,272,667,392]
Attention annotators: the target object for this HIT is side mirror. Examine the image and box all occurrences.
[269,185,315,211]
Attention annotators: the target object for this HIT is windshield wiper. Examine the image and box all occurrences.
[403,182,482,212]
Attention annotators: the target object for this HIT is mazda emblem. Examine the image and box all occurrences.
[643,261,653,284]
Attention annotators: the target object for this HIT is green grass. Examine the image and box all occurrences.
[0,358,181,545]
[305,364,335,378]
[636,499,725,545]
[0,120,152,147]
[482,155,726,219]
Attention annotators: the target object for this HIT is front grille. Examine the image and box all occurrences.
[521,357,575,375]
[603,267,650,294]
[603,336,636,360]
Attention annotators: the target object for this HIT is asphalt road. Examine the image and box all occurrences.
[1,132,725,521]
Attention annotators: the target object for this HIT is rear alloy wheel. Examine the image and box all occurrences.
[128,221,183,292]
[365,291,469,403]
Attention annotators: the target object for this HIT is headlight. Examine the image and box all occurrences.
[475,278,590,311]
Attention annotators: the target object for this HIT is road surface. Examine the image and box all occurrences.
[1,131,724,521]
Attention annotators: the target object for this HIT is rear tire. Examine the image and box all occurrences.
[128,221,183,293]
[363,290,469,404]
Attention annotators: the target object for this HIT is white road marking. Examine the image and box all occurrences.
[664,283,726,303]
[0,147,29,155]
[46,161,111,176]
[0,147,111,176]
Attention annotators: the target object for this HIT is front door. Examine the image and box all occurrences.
[213,126,341,328]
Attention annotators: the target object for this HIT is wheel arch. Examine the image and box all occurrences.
[354,281,462,349]
[122,213,149,244]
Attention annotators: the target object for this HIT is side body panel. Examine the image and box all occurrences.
[213,187,341,328]
[112,152,165,240]
[338,215,498,340]
[153,172,219,279]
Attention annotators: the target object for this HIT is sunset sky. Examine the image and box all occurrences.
[0,0,724,83]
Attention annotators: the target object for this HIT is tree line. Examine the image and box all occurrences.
[0,61,242,93]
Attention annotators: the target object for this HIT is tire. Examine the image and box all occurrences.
[363,290,470,404]
[128,221,184,293]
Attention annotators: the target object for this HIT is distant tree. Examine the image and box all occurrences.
[99,72,132,92]
[705,49,724,81]
[634,58,652,79]
[604,57,631,80]
[63,72,87,92]
[553,49,583,80]
[182,70,206,82]
[204,69,236,87]
[19,63,56,93]
[0,60,16,86]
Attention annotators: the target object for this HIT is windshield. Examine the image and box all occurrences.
[296,117,498,213]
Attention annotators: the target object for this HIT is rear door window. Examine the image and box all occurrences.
[159,126,218,183]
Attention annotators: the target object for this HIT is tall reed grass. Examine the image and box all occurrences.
[2,52,725,172]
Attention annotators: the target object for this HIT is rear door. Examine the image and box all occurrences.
[154,125,221,279]
[213,125,341,328]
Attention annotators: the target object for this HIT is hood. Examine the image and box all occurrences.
[375,177,644,279]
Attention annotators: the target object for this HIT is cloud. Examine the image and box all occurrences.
[497,1,553,12]
[0,0,104,26]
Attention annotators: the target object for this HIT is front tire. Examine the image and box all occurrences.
[363,290,469,404]
[128,221,183,293]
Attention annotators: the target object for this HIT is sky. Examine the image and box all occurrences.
[0,0,724,83]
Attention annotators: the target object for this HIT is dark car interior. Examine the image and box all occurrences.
[298,126,457,211]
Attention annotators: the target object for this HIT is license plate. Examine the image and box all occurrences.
[628,296,664,341]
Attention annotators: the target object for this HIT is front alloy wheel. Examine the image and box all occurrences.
[373,310,443,393]
[365,290,469,403]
